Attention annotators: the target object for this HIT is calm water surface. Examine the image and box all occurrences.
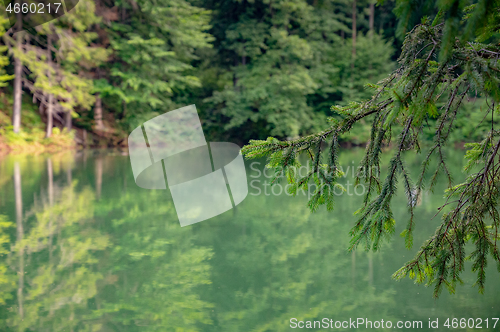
[0,149,498,331]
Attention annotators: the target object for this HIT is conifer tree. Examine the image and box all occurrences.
[243,0,500,297]
[2,12,22,134]
[0,16,14,88]
[93,0,213,130]
[204,0,395,141]
[3,0,108,137]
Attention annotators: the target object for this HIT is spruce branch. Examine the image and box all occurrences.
[243,14,500,296]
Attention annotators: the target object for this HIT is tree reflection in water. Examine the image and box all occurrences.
[0,150,497,331]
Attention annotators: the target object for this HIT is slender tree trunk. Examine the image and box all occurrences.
[47,158,55,263]
[95,157,103,199]
[83,130,87,148]
[369,1,375,33]
[13,162,24,319]
[369,1,375,78]
[350,0,357,99]
[232,58,238,88]
[65,111,72,131]
[46,95,53,138]
[48,158,54,206]
[12,32,23,134]
[67,163,72,185]
[83,149,88,168]
[351,0,357,63]
[45,33,53,138]
[94,93,103,129]
[14,162,23,234]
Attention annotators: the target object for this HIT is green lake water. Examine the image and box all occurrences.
[0,149,498,331]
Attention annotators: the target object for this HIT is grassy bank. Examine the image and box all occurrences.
[0,93,76,154]
[0,89,496,154]
[0,126,76,154]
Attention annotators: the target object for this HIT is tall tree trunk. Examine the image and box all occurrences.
[351,0,357,61]
[83,149,88,168]
[95,157,103,199]
[94,93,103,129]
[350,0,357,99]
[232,58,238,88]
[47,158,54,262]
[46,95,53,138]
[12,32,23,134]
[65,111,72,131]
[83,130,87,148]
[369,1,375,33]
[67,163,72,185]
[47,158,54,206]
[14,162,24,319]
[369,1,375,78]
[45,33,53,138]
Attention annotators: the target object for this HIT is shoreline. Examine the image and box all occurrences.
[0,140,468,156]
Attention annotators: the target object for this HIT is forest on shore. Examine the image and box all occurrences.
[0,0,499,309]
[0,0,496,153]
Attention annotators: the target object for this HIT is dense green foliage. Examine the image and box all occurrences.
[93,0,213,130]
[0,0,399,142]
[0,0,499,298]
[200,0,399,141]
[0,0,496,145]
[205,0,391,139]
[0,0,493,145]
